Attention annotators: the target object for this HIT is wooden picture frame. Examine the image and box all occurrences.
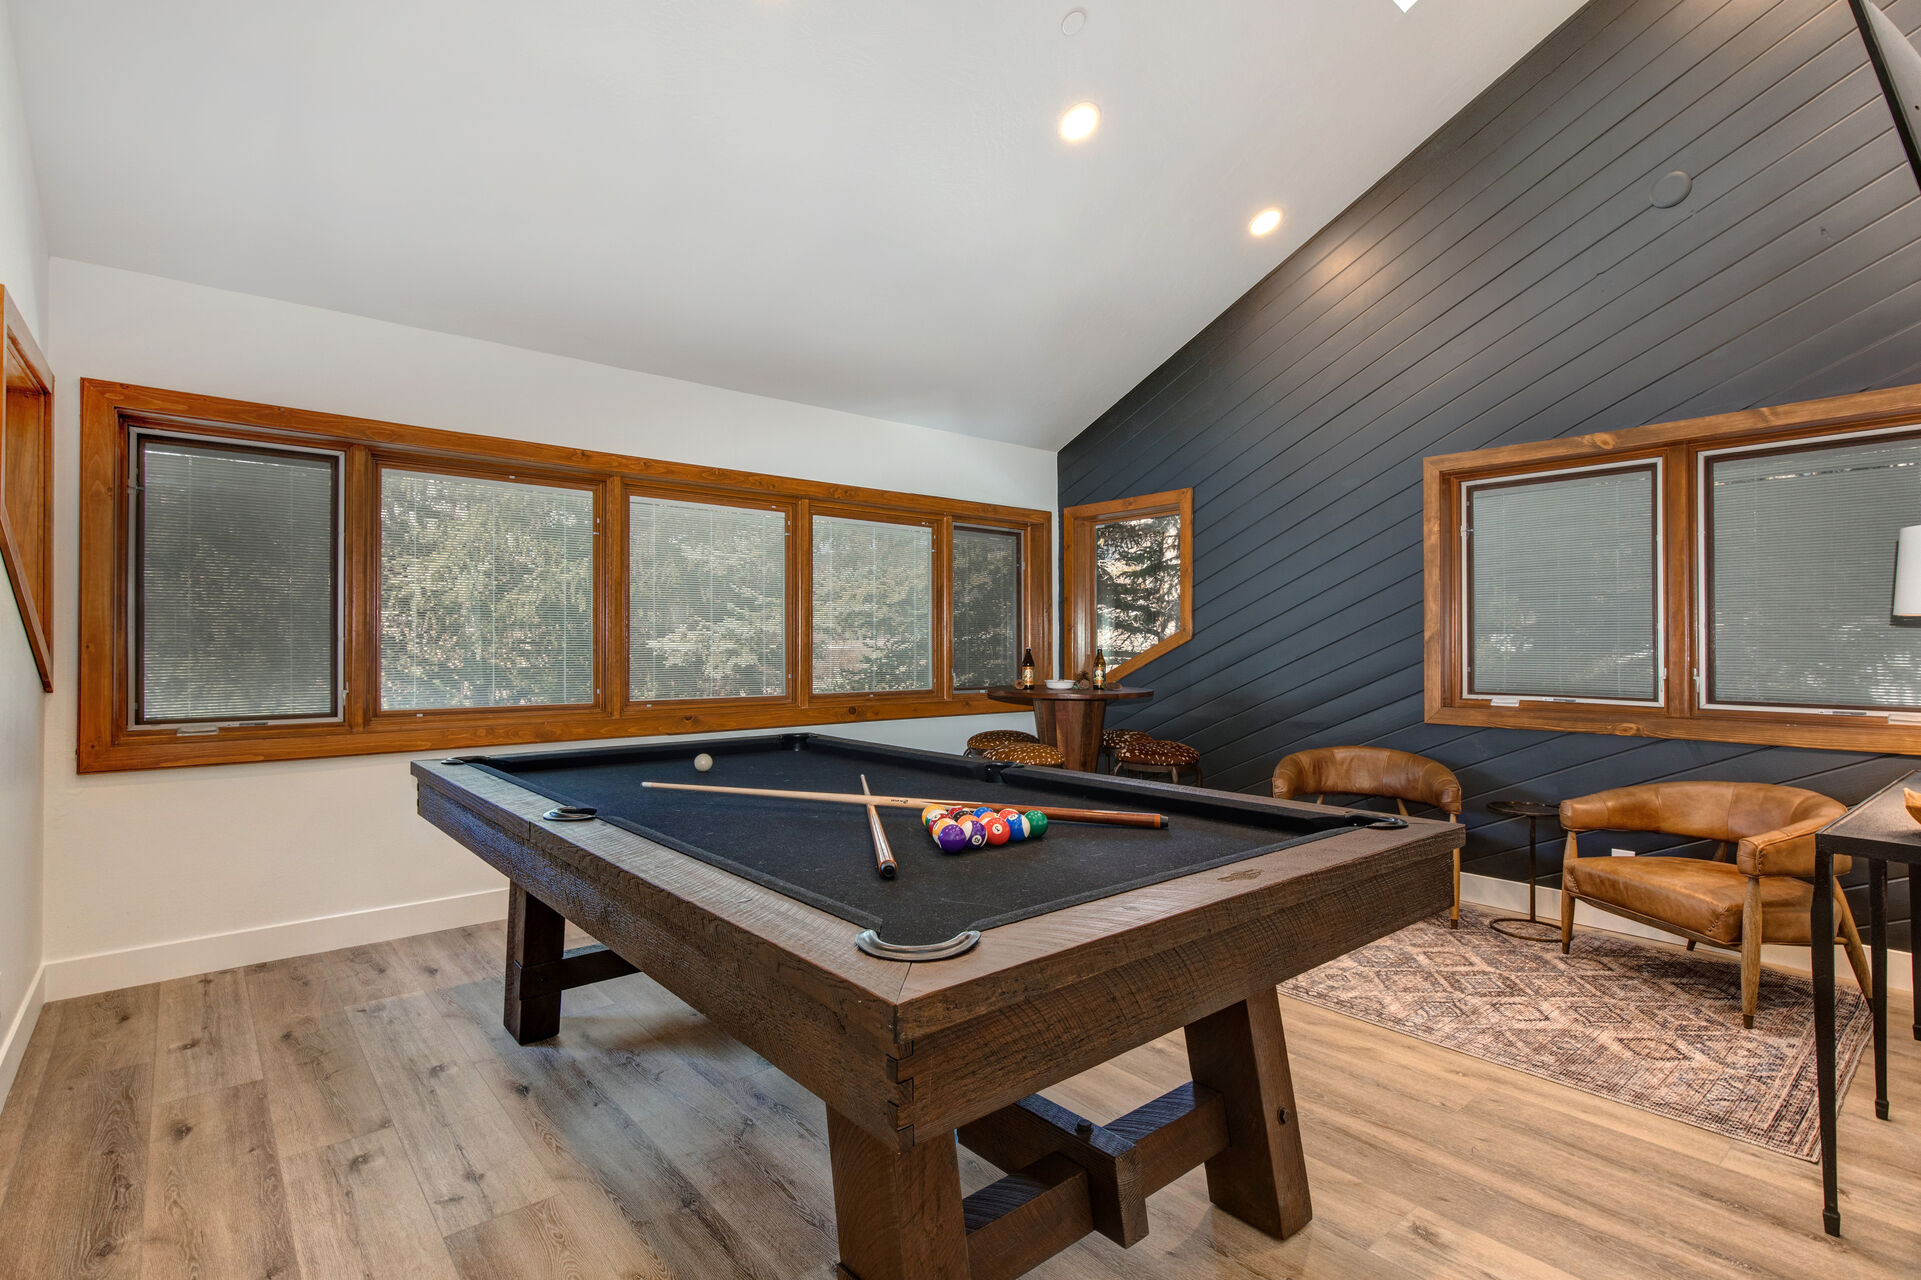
[0,287,52,691]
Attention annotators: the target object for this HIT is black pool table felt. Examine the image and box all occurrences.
[464,735,1385,948]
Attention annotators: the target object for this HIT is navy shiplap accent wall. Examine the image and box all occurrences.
[1061,0,1921,947]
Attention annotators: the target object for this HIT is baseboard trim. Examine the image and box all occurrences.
[42,886,511,1002]
[1460,871,1914,994]
[0,964,47,1109]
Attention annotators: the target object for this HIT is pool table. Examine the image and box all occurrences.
[413,732,1462,1280]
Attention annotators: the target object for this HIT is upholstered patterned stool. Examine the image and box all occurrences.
[965,728,1040,756]
[1099,727,1150,772]
[1114,737,1203,787]
[982,740,1067,768]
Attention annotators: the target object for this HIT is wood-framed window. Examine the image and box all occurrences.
[0,286,52,690]
[1062,488,1193,682]
[1424,383,1921,753]
[79,380,1052,772]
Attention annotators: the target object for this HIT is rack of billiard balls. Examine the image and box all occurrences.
[920,804,1049,852]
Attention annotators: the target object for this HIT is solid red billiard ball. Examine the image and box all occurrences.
[982,815,1011,845]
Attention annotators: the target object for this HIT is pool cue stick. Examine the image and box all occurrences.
[860,775,898,879]
[639,780,1168,829]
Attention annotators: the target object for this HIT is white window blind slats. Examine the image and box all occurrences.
[1707,435,1921,710]
[629,496,786,701]
[135,437,340,724]
[952,527,1021,690]
[1466,467,1659,701]
[379,471,595,710]
[811,516,933,694]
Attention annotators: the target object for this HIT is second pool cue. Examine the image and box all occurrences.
[639,780,1168,828]
[861,775,897,880]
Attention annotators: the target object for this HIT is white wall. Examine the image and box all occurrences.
[42,257,1055,998]
[0,0,48,1101]
[0,0,41,333]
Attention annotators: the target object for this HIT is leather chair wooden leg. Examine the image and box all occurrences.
[1741,878,1763,1030]
[1559,833,1578,954]
[1837,884,1873,1001]
[1450,848,1461,930]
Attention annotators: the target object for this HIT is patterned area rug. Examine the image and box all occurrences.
[1282,906,1871,1161]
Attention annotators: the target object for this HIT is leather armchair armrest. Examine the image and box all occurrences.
[1270,759,1301,800]
[1735,816,1832,879]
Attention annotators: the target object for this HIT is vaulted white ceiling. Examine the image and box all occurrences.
[10,0,1584,447]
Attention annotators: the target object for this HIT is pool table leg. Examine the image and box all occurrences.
[505,881,566,1044]
[826,1107,969,1280]
[1183,987,1312,1238]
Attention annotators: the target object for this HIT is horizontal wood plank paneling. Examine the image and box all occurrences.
[1060,0,1921,948]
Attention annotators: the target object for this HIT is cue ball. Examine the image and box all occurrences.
[693,753,714,772]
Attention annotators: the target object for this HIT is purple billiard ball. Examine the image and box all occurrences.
[933,821,970,853]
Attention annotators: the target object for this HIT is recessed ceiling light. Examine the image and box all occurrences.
[1059,102,1100,143]
[1249,207,1282,237]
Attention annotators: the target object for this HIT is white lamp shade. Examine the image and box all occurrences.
[1897,525,1921,624]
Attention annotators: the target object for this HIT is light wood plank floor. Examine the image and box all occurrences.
[0,919,1915,1279]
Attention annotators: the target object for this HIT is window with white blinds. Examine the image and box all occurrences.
[811,515,933,694]
[379,470,596,710]
[1704,432,1921,711]
[1465,463,1660,702]
[629,496,787,701]
[134,435,341,724]
[952,526,1021,690]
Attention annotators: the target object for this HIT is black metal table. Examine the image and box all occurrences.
[1811,769,1921,1237]
[1486,799,1562,942]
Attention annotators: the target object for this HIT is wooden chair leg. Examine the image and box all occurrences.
[1836,884,1873,1002]
[1450,847,1461,930]
[1559,833,1578,953]
[1741,878,1763,1030]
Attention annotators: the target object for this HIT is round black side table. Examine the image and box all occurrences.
[1486,799,1562,942]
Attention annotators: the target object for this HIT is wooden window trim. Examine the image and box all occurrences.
[129,427,348,727]
[804,503,942,703]
[949,521,1029,694]
[1062,488,1193,683]
[369,457,608,721]
[621,482,798,716]
[0,287,52,690]
[1458,456,1666,707]
[1423,381,1921,753]
[79,380,1052,772]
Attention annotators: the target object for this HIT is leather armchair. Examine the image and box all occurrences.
[1557,781,1871,1027]
[1273,746,1464,927]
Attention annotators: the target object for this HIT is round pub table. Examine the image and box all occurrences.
[1485,798,1562,942]
[984,685,1153,772]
